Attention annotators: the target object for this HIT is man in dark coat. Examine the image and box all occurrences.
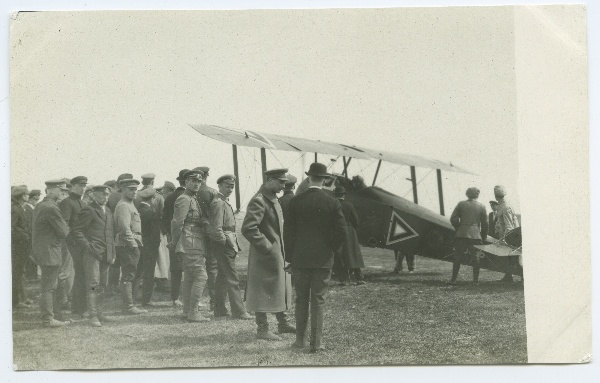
[24,189,41,280]
[285,163,347,352]
[242,168,295,341]
[449,187,488,284]
[488,200,499,238]
[71,185,116,327]
[134,187,162,306]
[333,186,365,285]
[162,169,188,307]
[60,175,88,319]
[278,174,297,223]
[32,180,71,327]
[11,186,31,308]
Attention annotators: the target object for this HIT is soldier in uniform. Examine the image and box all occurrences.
[134,173,165,217]
[31,180,71,327]
[285,163,347,352]
[107,173,133,212]
[114,178,147,315]
[103,180,117,194]
[242,168,295,341]
[194,166,218,312]
[70,185,116,327]
[134,187,162,306]
[106,173,133,295]
[169,170,210,322]
[209,175,253,320]
[60,176,88,319]
[162,169,188,307]
[449,187,488,284]
[278,174,297,223]
[11,186,31,308]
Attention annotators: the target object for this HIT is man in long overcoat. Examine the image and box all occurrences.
[71,185,116,327]
[11,186,31,308]
[32,180,71,327]
[285,163,347,352]
[242,168,295,341]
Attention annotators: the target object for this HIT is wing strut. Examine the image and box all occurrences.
[232,144,241,212]
[410,166,418,204]
[261,148,267,183]
[314,153,318,163]
[372,160,382,186]
[437,169,445,216]
[342,157,352,177]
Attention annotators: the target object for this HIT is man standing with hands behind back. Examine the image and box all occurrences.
[285,162,347,353]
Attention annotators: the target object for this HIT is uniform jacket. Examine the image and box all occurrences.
[11,201,30,251]
[139,202,161,249]
[114,199,142,248]
[70,200,116,264]
[107,191,122,213]
[284,187,347,269]
[60,192,85,245]
[171,191,206,255]
[242,184,291,312]
[31,198,70,266]
[196,183,217,231]
[162,186,185,235]
[488,212,498,238]
[450,199,488,240]
[336,199,364,269]
[495,199,519,238]
[209,192,241,252]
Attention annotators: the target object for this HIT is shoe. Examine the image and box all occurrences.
[278,323,297,334]
[391,269,401,275]
[98,314,115,322]
[142,302,157,307]
[309,346,325,353]
[70,313,88,322]
[123,306,148,315]
[257,331,282,341]
[291,339,308,349]
[15,302,31,309]
[54,312,71,322]
[187,313,211,322]
[233,312,254,320]
[44,319,70,328]
[213,314,231,321]
[408,270,414,274]
[172,300,183,307]
[447,280,457,285]
[499,275,514,283]
[89,316,102,327]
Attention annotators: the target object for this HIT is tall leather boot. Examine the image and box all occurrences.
[256,312,281,341]
[292,305,309,349]
[309,306,325,353]
[87,291,101,327]
[450,261,461,283]
[276,311,296,334]
[473,266,480,283]
[121,282,147,315]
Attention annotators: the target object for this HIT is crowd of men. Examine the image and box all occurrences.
[11,161,520,353]
[11,162,366,353]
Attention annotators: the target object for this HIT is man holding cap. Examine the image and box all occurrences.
[170,170,210,322]
[114,178,147,314]
[242,168,295,341]
[60,176,89,319]
[31,180,70,327]
[285,163,347,352]
[11,185,31,308]
[194,166,218,312]
[162,169,189,307]
[71,185,116,327]
[209,175,253,320]
[449,187,488,285]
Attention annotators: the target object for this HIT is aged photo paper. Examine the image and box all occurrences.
[4,2,592,379]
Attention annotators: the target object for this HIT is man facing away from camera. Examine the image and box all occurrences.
[285,162,347,353]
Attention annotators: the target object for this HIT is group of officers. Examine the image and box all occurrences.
[11,161,364,353]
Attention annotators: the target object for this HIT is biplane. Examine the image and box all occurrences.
[188,124,522,276]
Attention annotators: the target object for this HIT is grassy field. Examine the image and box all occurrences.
[13,228,527,370]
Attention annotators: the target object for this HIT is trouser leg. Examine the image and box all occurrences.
[12,249,24,306]
[214,243,246,317]
[40,266,60,323]
[142,246,159,304]
[58,243,73,308]
[117,246,140,309]
[406,253,415,271]
[84,253,101,318]
[204,244,217,310]
[394,250,404,271]
[181,265,192,317]
[69,243,87,315]
[293,268,311,342]
[108,259,121,292]
[170,250,182,301]
[255,312,269,333]
[309,269,331,350]
[352,268,363,282]
[451,239,467,282]
[189,265,208,315]
[469,245,481,282]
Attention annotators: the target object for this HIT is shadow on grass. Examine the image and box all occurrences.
[127,331,257,354]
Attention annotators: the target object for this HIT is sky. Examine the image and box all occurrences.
[9,7,519,213]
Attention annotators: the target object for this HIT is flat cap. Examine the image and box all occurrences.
[91,185,111,193]
[264,168,289,181]
[196,166,210,174]
[138,187,156,198]
[217,174,236,185]
[284,174,298,185]
[117,173,133,182]
[70,176,88,185]
[141,173,155,180]
[45,179,70,191]
[104,180,117,188]
[163,181,176,190]
[333,186,346,195]
[177,169,190,181]
[11,185,29,197]
[29,189,41,197]
[120,179,140,188]
[183,170,203,180]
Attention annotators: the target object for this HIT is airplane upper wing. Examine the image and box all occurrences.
[189,124,474,174]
